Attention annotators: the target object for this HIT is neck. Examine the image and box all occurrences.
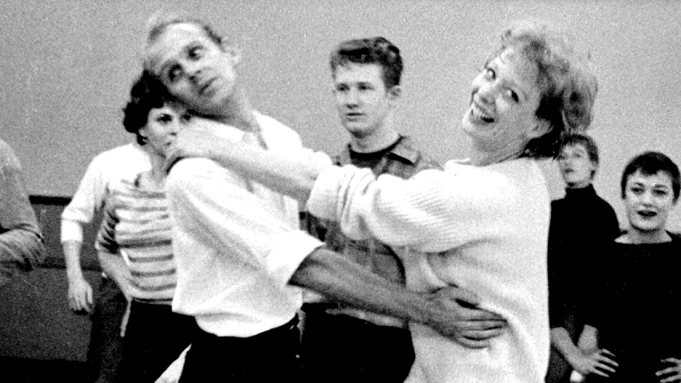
[470,148,524,166]
[468,136,526,166]
[566,182,593,191]
[198,87,260,133]
[349,118,400,153]
[566,180,593,190]
[624,229,671,244]
[144,148,167,185]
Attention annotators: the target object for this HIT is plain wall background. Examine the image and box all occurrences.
[2,0,680,231]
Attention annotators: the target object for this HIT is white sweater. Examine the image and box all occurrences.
[307,158,550,383]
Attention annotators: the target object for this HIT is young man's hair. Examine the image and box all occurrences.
[620,151,680,202]
[329,36,403,88]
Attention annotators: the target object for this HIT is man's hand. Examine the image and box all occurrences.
[569,348,617,377]
[166,121,231,172]
[657,357,681,383]
[424,286,508,348]
[67,276,93,313]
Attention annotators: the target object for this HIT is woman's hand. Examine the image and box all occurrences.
[568,348,618,378]
[657,358,681,382]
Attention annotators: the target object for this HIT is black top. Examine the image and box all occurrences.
[547,185,620,334]
[586,237,681,382]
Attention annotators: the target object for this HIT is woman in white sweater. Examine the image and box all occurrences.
[168,21,598,383]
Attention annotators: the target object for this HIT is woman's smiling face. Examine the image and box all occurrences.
[462,47,546,163]
[623,170,676,235]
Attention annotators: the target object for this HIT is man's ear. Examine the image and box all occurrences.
[387,85,402,103]
[221,42,242,66]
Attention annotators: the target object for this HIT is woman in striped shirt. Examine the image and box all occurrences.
[96,70,195,383]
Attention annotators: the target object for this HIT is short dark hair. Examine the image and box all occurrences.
[560,133,599,164]
[620,151,680,202]
[329,36,403,88]
[122,70,176,145]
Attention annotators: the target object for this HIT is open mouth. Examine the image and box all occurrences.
[637,210,657,218]
[470,102,494,123]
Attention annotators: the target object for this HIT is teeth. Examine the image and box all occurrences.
[471,103,493,122]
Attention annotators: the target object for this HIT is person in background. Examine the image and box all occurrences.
[96,70,195,383]
[0,137,45,288]
[546,133,620,383]
[169,20,599,383]
[576,151,681,383]
[61,110,150,382]
[300,36,442,383]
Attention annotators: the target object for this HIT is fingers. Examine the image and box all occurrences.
[659,373,681,383]
[458,328,505,342]
[455,307,507,323]
[455,336,492,349]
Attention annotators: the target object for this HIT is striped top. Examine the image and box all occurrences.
[95,174,176,305]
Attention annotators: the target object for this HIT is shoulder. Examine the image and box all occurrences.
[167,157,244,190]
[390,136,442,171]
[89,143,150,179]
[256,112,302,147]
[0,138,21,171]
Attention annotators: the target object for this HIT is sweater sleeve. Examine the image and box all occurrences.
[307,163,510,254]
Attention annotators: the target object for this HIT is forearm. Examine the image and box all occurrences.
[576,324,599,353]
[63,240,85,281]
[210,143,323,202]
[97,251,130,294]
[0,226,45,270]
[290,247,436,325]
[551,327,587,367]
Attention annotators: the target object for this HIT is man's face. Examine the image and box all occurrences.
[146,23,240,115]
[332,63,398,139]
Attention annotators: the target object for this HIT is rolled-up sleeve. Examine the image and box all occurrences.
[0,140,45,285]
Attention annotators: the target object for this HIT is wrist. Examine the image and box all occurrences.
[66,267,84,281]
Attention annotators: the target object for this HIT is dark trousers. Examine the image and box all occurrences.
[115,301,196,383]
[87,276,126,383]
[300,307,415,383]
[178,316,301,383]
